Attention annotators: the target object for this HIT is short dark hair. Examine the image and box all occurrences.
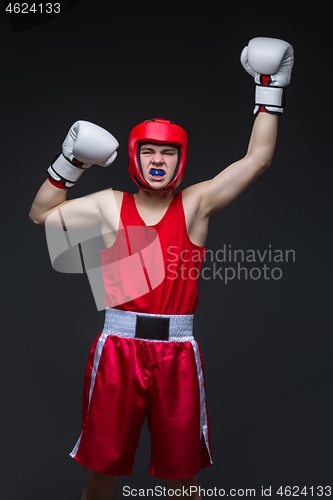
[143,118,176,124]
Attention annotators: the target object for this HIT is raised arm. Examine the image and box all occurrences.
[29,179,107,229]
[29,121,119,228]
[192,37,294,218]
[199,111,278,216]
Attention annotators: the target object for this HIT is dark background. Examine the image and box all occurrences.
[1,1,332,498]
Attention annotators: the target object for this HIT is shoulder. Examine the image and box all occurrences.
[85,190,126,230]
[181,180,211,218]
[91,189,124,211]
[90,189,126,232]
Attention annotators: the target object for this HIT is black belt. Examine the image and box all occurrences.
[135,315,170,341]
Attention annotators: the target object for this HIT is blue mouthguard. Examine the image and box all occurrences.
[151,169,165,176]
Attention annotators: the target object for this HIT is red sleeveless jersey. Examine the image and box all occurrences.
[100,191,206,315]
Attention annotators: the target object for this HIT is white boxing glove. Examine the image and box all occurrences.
[47,121,119,188]
[241,37,294,115]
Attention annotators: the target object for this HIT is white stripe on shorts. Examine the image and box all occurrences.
[70,331,109,458]
[191,340,213,465]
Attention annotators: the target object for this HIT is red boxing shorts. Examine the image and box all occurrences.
[70,308,213,480]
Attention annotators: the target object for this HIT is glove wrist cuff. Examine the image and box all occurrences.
[47,153,85,188]
[254,85,285,115]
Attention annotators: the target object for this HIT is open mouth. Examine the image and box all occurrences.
[149,168,166,179]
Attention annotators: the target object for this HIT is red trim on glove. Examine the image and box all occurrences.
[48,177,68,190]
[260,75,270,113]
[73,158,84,166]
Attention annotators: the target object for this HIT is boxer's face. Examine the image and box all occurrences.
[140,143,178,190]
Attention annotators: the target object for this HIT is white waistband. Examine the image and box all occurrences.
[102,307,194,342]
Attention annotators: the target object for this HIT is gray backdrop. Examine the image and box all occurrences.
[1,0,332,498]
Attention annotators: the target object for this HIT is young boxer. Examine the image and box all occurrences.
[29,37,294,500]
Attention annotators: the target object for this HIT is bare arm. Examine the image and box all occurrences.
[190,36,294,219]
[194,112,278,217]
[29,120,120,228]
[29,180,69,225]
[29,179,106,229]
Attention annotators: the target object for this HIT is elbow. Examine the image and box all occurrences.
[261,160,272,171]
[254,153,272,171]
[247,151,273,173]
[247,157,271,181]
[28,212,45,226]
[255,161,271,180]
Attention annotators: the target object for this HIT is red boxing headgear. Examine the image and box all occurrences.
[128,119,188,192]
